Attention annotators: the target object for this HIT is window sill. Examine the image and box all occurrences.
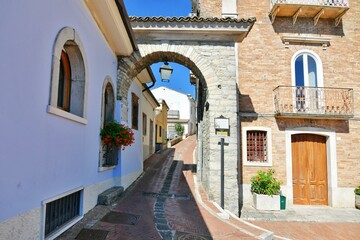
[244,162,273,167]
[98,165,117,172]
[47,105,87,125]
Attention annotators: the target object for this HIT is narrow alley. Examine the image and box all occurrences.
[58,136,360,240]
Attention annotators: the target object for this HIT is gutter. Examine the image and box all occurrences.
[115,0,138,51]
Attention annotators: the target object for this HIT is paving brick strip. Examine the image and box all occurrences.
[153,160,178,239]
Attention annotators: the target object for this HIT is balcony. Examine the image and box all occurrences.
[269,0,349,26]
[273,86,353,119]
[168,110,180,119]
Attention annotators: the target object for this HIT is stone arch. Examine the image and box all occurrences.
[117,41,241,213]
[117,45,215,105]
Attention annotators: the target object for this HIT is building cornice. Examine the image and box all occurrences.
[129,16,256,43]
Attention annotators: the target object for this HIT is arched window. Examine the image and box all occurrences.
[291,50,324,112]
[48,27,88,124]
[103,81,115,127]
[292,50,323,88]
[100,77,117,169]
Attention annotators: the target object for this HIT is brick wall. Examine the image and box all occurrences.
[236,0,360,189]
[198,0,222,17]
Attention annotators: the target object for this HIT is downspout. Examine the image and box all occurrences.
[142,66,156,92]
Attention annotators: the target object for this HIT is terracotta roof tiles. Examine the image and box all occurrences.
[129,16,256,23]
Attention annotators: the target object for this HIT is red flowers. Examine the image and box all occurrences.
[100,121,135,149]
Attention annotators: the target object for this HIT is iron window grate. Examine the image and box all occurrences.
[247,131,268,162]
[45,190,81,237]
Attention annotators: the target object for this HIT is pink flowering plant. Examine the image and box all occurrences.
[100,121,134,150]
[250,169,281,196]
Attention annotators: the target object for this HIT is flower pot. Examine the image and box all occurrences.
[356,195,360,210]
[253,193,281,210]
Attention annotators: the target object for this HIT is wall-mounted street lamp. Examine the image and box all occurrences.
[159,60,173,82]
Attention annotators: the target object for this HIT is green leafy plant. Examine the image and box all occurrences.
[100,121,134,150]
[250,169,281,196]
[175,122,184,136]
[355,186,360,195]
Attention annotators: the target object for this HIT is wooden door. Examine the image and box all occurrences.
[292,134,328,205]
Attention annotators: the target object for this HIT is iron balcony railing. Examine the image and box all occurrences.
[273,86,353,119]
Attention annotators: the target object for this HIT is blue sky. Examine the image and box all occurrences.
[123,0,196,98]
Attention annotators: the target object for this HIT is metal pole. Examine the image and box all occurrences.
[220,137,224,209]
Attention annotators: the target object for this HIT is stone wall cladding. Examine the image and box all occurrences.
[118,40,240,213]
[237,0,360,190]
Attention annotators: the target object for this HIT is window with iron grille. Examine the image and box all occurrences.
[247,131,267,162]
[242,127,272,166]
[44,190,82,238]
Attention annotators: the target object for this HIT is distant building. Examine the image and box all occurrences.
[152,87,196,139]
[155,99,169,151]
[141,87,159,160]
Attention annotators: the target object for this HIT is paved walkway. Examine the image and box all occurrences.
[58,135,360,240]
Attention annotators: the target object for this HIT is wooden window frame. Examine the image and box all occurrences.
[57,50,71,111]
[131,93,139,130]
[142,113,147,136]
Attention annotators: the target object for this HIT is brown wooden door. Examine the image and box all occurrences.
[292,134,328,205]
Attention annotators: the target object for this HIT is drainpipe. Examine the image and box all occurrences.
[142,66,156,92]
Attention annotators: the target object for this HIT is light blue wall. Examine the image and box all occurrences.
[120,82,144,176]
[0,0,141,222]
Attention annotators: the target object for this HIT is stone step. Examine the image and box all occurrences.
[97,186,124,206]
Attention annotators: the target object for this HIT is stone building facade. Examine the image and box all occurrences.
[118,16,255,214]
[195,0,360,208]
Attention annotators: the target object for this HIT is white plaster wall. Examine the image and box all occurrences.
[152,87,191,120]
[83,177,121,213]
[141,91,156,161]
[0,208,41,240]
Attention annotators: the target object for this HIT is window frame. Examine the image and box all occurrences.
[48,27,88,125]
[57,50,71,111]
[131,92,139,130]
[291,50,323,88]
[142,113,147,136]
[99,77,117,171]
[242,127,272,167]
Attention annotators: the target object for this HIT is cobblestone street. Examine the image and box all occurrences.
[58,135,360,240]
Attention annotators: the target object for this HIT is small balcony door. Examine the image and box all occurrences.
[293,51,324,113]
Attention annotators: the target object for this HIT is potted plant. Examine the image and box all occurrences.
[250,169,282,210]
[355,186,360,210]
[100,121,134,166]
